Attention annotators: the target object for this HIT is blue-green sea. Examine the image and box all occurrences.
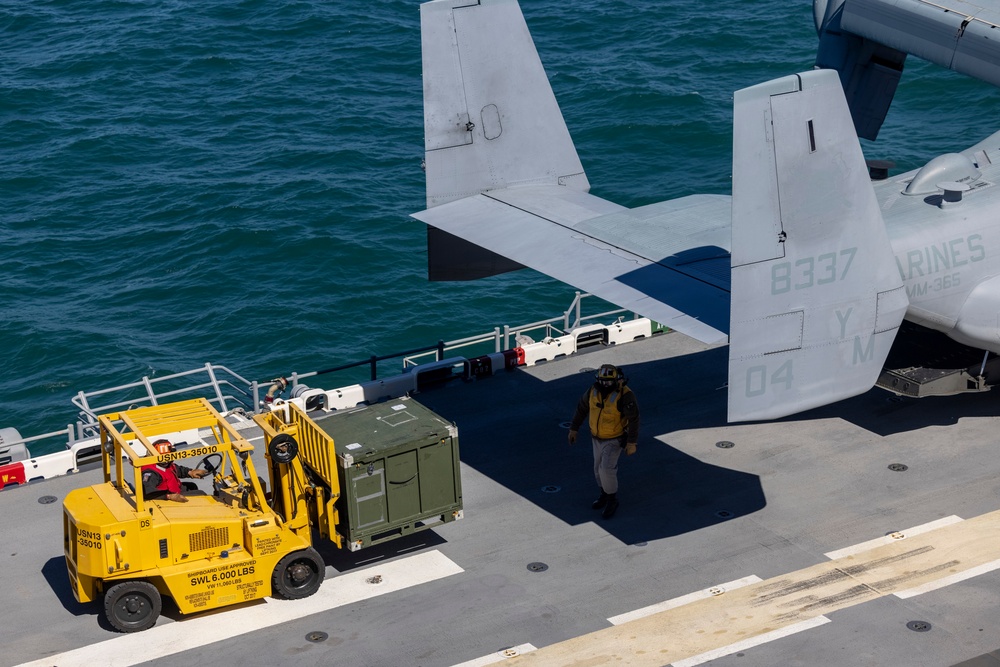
[3,0,999,454]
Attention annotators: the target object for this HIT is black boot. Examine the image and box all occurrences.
[602,493,619,519]
[591,491,609,510]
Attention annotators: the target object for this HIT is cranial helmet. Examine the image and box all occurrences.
[152,439,175,455]
[595,364,623,390]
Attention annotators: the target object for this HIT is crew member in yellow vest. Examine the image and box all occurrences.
[567,364,639,519]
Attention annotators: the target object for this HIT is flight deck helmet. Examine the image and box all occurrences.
[152,439,175,455]
[595,364,624,392]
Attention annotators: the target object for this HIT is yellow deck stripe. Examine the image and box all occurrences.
[511,509,1000,666]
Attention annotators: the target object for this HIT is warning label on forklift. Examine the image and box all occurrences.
[184,591,213,609]
[188,560,258,591]
[237,577,264,601]
[255,535,283,556]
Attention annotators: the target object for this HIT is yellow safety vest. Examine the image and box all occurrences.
[588,386,632,439]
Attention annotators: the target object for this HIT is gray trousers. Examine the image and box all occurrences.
[592,436,623,494]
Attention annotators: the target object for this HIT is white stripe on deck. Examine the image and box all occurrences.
[823,515,963,560]
[608,575,763,625]
[506,509,1000,666]
[18,549,462,667]
[894,557,1000,599]
[452,643,538,666]
[670,616,831,667]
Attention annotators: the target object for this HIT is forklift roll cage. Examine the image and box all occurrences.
[99,398,269,516]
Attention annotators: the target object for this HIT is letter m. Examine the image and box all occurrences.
[853,335,875,364]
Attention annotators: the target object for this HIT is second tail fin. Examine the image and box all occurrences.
[727,69,909,422]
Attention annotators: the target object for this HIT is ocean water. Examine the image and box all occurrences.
[3,0,998,454]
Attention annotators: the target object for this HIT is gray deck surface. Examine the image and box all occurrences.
[2,331,1000,666]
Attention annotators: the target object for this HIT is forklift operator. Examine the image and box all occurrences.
[141,439,209,502]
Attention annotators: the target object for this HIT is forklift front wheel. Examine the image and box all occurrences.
[268,434,299,464]
[104,580,162,633]
[271,547,325,600]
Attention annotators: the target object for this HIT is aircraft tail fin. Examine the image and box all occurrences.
[420,0,588,211]
[727,69,909,422]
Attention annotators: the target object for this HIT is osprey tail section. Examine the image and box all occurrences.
[727,69,909,422]
[420,0,588,207]
[419,0,591,280]
[416,3,906,421]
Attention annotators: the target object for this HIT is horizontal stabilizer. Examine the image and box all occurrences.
[414,187,732,344]
[416,0,733,345]
[427,228,524,281]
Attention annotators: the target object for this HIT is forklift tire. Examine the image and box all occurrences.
[104,580,162,633]
[271,547,325,600]
[268,433,299,464]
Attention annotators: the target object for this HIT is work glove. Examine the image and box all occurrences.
[625,443,637,456]
[568,430,578,445]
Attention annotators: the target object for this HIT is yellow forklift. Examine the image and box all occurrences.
[63,396,462,632]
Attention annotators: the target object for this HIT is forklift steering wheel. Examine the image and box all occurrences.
[197,453,223,475]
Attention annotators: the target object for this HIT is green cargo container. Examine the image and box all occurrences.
[309,397,463,551]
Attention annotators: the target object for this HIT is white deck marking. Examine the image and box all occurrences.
[507,509,1000,666]
[18,550,462,667]
[894,557,1000,599]
[670,616,831,667]
[608,575,763,625]
[823,515,963,559]
[452,643,538,666]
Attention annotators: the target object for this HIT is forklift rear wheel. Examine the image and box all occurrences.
[104,580,162,633]
[268,433,299,464]
[272,547,325,599]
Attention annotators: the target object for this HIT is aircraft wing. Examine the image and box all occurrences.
[816,0,1000,139]
[414,187,732,344]
[839,0,1000,86]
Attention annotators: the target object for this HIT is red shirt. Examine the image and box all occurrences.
[141,463,182,494]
